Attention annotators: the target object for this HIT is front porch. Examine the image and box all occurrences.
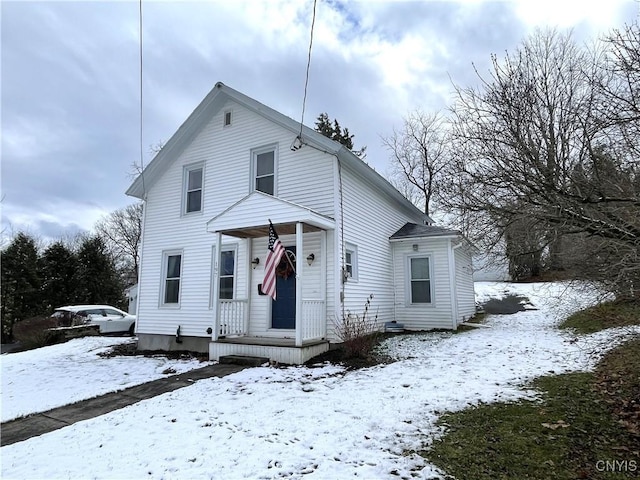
[206,192,335,364]
[210,336,330,364]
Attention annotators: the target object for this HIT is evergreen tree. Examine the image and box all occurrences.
[75,235,125,308]
[315,113,366,158]
[1,233,42,342]
[38,241,79,311]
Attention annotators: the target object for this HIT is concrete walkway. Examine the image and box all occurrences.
[1,363,246,447]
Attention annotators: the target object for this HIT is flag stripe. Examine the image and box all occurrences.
[262,223,285,300]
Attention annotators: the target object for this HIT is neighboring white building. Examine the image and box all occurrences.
[126,284,138,315]
[126,82,476,364]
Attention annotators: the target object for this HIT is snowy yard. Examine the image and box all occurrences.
[1,282,637,479]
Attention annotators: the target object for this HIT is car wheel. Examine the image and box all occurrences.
[129,323,135,336]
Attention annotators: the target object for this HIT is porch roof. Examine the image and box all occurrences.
[206,191,335,238]
[389,222,462,240]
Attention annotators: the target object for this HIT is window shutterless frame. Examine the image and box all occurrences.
[251,144,278,196]
[161,250,183,307]
[407,254,433,305]
[183,164,204,214]
[345,242,358,282]
[210,244,238,308]
[223,109,232,127]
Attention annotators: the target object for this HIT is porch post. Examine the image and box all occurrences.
[295,222,303,347]
[212,231,222,341]
[244,237,252,335]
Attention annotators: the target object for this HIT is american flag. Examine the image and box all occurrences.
[262,222,285,300]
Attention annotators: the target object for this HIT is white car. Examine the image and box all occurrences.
[52,305,136,335]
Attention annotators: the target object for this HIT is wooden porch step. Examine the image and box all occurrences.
[218,355,270,367]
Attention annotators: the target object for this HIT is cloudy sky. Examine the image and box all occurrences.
[2,0,637,245]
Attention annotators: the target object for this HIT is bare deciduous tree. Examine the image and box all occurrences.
[444,27,639,294]
[95,202,143,285]
[383,110,449,217]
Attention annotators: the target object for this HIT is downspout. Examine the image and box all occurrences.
[134,197,148,334]
[337,154,346,320]
[448,239,463,330]
[391,240,397,323]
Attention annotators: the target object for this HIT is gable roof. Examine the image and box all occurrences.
[389,222,462,240]
[126,82,430,222]
[206,191,335,238]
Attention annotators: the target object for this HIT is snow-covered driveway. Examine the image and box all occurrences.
[2,282,636,479]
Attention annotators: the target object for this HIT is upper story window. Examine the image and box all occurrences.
[252,146,277,196]
[184,165,203,214]
[162,251,183,306]
[223,110,232,127]
[409,255,432,304]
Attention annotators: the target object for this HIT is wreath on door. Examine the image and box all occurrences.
[276,250,296,279]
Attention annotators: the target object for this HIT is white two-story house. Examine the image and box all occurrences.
[126,82,475,364]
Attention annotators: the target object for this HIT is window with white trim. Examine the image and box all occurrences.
[252,146,277,195]
[162,251,182,305]
[219,249,235,299]
[223,110,232,127]
[344,243,358,282]
[409,256,432,304]
[184,165,203,214]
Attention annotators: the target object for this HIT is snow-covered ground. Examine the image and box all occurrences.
[2,282,637,479]
[1,336,210,422]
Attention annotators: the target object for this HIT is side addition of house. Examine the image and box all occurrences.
[126,82,476,364]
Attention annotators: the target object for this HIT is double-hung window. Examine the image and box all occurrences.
[163,252,182,305]
[344,243,358,282]
[252,147,276,195]
[184,165,203,214]
[409,256,432,304]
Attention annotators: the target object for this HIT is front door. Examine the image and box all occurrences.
[271,247,296,329]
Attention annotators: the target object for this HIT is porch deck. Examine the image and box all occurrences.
[210,336,330,365]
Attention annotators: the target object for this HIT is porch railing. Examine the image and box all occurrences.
[217,298,325,342]
[219,299,248,337]
[302,299,326,341]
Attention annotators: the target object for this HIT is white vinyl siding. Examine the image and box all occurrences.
[136,100,334,338]
[391,238,455,330]
[332,161,425,338]
[455,245,476,323]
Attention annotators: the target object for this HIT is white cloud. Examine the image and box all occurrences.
[2,0,637,244]
[514,0,634,29]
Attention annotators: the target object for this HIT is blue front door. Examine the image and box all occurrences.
[271,247,296,329]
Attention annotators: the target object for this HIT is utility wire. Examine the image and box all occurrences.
[298,0,318,139]
[139,0,147,197]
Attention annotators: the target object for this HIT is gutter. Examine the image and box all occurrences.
[448,240,464,330]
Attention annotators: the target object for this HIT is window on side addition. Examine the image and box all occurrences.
[409,256,432,304]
